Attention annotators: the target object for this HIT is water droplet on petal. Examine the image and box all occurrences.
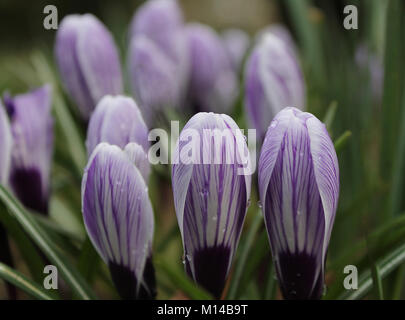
[257,201,263,209]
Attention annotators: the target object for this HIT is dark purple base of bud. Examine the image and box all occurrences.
[186,245,231,299]
[10,168,48,215]
[108,257,156,300]
[277,252,324,300]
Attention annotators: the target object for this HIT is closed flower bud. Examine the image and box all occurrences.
[82,143,156,300]
[245,34,306,141]
[86,95,149,156]
[222,28,250,72]
[0,102,12,184]
[172,112,251,298]
[129,0,189,124]
[186,23,238,113]
[4,85,53,214]
[258,107,339,300]
[55,14,123,121]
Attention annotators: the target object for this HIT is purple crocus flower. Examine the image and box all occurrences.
[82,143,155,300]
[186,23,238,114]
[255,24,297,54]
[4,85,53,214]
[0,102,12,184]
[55,14,123,121]
[86,95,149,154]
[245,33,306,142]
[172,112,251,298]
[221,28,250,72]
[129,0,189,124]
[258,107,339,300]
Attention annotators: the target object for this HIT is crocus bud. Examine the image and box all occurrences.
[172,112,251,298]
[258,107,339,300]
[55,14,123,121]
[82,143,156,300]
[129,0,189,124]
[0,102,12,184]
[186,23,238,113]
[4,85,53,214]
[256,24,297,54]
[245,33,306,142]
[86,95,149,155]
[222,28,250,72]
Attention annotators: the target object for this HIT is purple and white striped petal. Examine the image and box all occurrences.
[245,33,305,141]
[172,112,251,298]
[4,85,53,214]
[258,107,339,300]
[82,143,155,299]
[128,35,179,125]
[186,23,238,113]
[86,95,149,157]
[222,28,250,72]
[124,143,151,184]
[0,102,12,184]
[55,14,123,120]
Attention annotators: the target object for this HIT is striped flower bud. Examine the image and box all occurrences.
[172,112,252,298]
[258,107,339,300]
[4,85,53,214]
[245,33,305,141]
[82,143,155,300]
[55,14,123,121]
[186,23,238,113]
[0,102,12,184]
[129,0,189,124]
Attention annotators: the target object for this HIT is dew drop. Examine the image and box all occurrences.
[212,216,218,221]
[186,254,192,262]
[257,201,263,209]
[270,120,278,128]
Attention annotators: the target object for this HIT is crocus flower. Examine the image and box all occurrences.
[255,24,297,54]
[82,143,156,300]
[55,14,123,121]
[129,0,189,124]
[0,102,12,184]
[4,85,53,214]
[245,33,306,142]
[186,23,238,114]
[172,112,251,298]
[355,44,383,103]
[258,107,339,300]
[221,28,250,72]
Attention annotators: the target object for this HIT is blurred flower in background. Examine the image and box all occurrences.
[128,0,189,125]
[258,107,339,300]
[3,85,53,215]
[221,28,251,73]
[355,44,384,104]
[245,32,306,142]
[172,112,251,298]
[82,143,156,300]
[55,14,123,121]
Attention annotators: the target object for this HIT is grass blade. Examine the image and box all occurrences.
[339,242,405,300]
[0,185,97,300]
[227,210,263,299]
[156,259,212,300]
[0,262,55,300]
